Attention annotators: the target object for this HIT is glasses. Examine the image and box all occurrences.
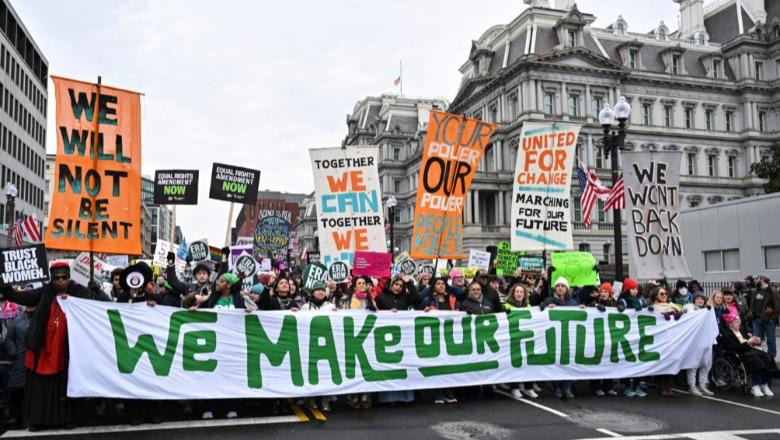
[53,275,70,281]
[658,292,668,296]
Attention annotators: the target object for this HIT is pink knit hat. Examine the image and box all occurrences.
[449,269,463,279]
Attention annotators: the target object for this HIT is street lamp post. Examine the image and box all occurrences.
[599,96,631,282]
[4,182,18,248]
[386,196,397,258]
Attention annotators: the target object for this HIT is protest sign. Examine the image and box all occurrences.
[467,250,491,272]
[623,151,691,280]
[352,251,392,278]
[176,238,189,261]
[153,240,186,274]
[70,252,115,287]
[209,163,261,205]
[495,242,524,275]
[418,264,435,277]
[510,122,580,252]
[189,240,210,262]
[153,170,199,205]
[59,297,718,399]
[518,257,545,274]
[327,261,350,284]
[411,111,496,260]
[259,258,272,272]
[104,255,129,267]
[307,252,321,264]
[302,263,328,290]
[398,258,417,276]
[235,236,253,247]
[228,245,253,269]
[234,253,257,278]
[551,252,598,287]
[45,76,142,255]
[0,244,49,286]
[309,146,386,266]
[253,212,292,260]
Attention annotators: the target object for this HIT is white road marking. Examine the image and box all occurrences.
[0,415,302,438]
[595,428,623,437]
[671,387,780,416]
[577,428,780,440]
[494,389,570,418]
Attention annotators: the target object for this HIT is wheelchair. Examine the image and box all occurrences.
[709,345,749,392]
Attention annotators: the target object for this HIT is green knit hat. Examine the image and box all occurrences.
[222,273,240,285]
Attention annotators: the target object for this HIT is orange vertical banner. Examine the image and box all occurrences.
[410,111,496,260]
[44,76,142,255]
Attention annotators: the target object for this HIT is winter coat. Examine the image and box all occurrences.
[299,300,335,312]
[543,293,578,308]
[717,323,775,375]
[374,281,420,311]
[748,286,779,322]
[421,291,459,311]
[459,295,495,315]
[5,313,29,389]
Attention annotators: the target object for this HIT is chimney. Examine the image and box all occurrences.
[556,0,576,10]
[741,0,767,24]
[674,0,706,39]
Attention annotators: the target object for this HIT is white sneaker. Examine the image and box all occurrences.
[522,388,539,399]
[226,411,238,418]
[532,384,542,393]
[752,385,765,397]
[202,411,214,419]
[511,389,523,399]
[761,384,774,397]
[699,384,714,396]
[689,385,702,396]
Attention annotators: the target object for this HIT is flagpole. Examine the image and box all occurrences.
[399,60,403,96]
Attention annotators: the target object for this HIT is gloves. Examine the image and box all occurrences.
[706,305,712,310]
[539,303,546,312]
[647,305,654,312]
[167,251,176,266]
[617,303,625,313]
[596,304,606,312]
[663,313,671,321]
[674,311,682,321]
[635,303,643,312]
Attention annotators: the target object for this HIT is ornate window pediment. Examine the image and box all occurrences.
[663,144,679,151]
[684,146,700,154]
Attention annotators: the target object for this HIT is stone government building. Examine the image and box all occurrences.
[296,0,778,270]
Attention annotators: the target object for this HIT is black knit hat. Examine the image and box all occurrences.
[676,280,688,290]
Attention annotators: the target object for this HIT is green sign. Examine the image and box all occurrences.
[551,252,598,287]
[302,263,328,290]
[496,242,524,275]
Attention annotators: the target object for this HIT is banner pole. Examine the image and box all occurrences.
[224,202,234,247]
[89,76,102,285]
[171,205,176,245]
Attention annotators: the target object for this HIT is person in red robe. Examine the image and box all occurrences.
[1,261,102,431]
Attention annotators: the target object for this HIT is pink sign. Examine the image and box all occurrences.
[352,251,392,278]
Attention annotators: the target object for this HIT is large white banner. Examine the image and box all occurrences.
[309,146,386,266]
[623,151,691,280]
[59,297,717,400]
[511,122,580,251]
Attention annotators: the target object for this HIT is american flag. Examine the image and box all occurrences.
[393,76,401,86]
[605,175,625,211]
[11,220,24,246]
[577,164,610,227]
[20,214,41,242]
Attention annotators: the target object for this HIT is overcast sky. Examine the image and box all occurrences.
[16,0,682,246]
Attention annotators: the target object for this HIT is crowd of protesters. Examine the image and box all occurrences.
[0,248,777,431]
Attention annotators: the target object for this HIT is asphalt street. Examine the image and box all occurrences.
[3,383,780,440]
